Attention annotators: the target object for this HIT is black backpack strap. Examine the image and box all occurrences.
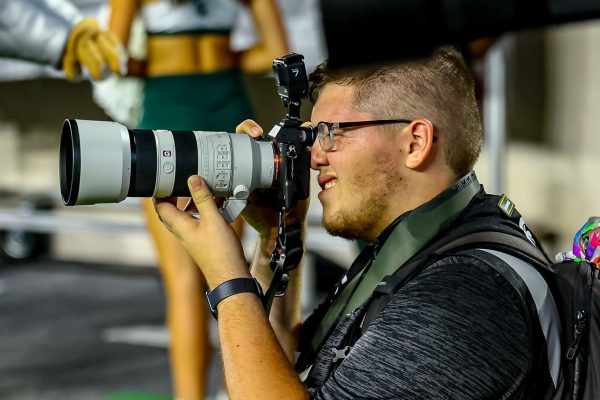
[345,246,558,399]
[433,230,552,272]
[357,230,550,338]
[470,249,559,399]
[343,231,560,389]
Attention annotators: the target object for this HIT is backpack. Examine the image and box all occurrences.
[347,222,600,400]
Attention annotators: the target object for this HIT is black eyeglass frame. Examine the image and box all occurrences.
[311,119,437,151]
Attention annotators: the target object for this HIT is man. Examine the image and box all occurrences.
[155,47,559,399]
[0,0,123,80]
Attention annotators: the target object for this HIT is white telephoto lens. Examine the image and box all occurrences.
[60,120,277,206]
[60,120,131,205]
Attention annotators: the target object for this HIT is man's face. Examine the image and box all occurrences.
[310,84,407,242]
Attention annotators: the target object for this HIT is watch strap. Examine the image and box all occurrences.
[206,278,264,319]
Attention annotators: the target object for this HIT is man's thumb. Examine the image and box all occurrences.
[188,176,217,215]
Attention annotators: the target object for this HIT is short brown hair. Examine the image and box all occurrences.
[308,47,483,176]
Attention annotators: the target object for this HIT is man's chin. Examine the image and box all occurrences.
[323,218,363,241]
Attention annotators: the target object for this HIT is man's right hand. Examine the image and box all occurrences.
[235,119,309,241]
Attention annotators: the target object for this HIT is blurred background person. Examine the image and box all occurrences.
[106,1,288,399]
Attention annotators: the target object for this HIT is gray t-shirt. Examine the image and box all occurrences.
[305,255,531,399]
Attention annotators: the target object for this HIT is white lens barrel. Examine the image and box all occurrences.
[66,120,131,205]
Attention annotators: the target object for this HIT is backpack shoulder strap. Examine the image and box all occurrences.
[477,249,561,391]
[433,230,552,271]
[358,230,551,333]
[353,245,559,398]
[354,230,559,357]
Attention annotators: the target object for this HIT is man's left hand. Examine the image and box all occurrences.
[154,176,251,289]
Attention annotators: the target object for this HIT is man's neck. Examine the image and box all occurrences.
[370,170,458,243]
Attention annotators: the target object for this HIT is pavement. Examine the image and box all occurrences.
[0,259,172,400]
[0,253,347,400]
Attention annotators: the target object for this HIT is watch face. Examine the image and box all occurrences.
[205,290,219,319]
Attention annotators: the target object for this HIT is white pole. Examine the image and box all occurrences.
[483,36,511,195]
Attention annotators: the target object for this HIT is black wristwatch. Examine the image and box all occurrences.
[206,278,264,319]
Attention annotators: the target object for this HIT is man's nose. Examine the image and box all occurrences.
[310,138,328,170]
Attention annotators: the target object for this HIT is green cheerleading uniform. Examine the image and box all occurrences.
[140,69,253,132]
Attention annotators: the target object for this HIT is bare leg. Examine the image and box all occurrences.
[142,199,245,400]
[143,198,210,400]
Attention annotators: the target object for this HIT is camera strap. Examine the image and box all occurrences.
[263,206,304,313]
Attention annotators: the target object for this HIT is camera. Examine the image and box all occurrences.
[60,53,314,215]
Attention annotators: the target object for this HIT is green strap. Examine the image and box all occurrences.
[310,172,481,353]
[309,261,366,352]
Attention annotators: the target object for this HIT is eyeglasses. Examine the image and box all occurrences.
[311,119,436,152]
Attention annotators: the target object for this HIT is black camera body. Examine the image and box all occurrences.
[271,53,314,210]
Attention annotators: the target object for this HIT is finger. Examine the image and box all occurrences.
[62,55,76,81]
[159,196,179,207]
[78,40,105,80]
[188,176,220,220]
[97,31,127,75]
[235,119,263,137]
[153,197,196,236]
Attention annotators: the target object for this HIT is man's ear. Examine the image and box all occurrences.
[405,118,435,170]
